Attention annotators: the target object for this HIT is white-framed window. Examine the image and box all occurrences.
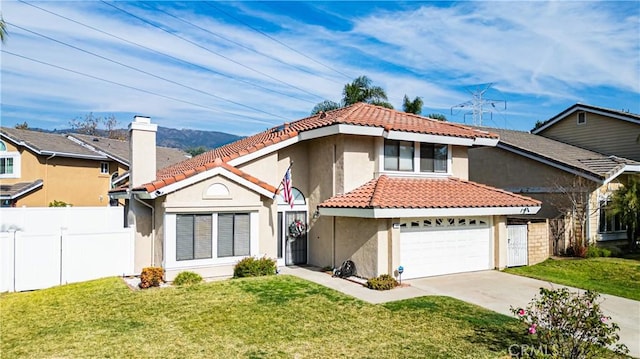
[0,152,21,178]
[599,200,624,233]
[577,111,586,125]
[382,139,449,174]
[167,212,257,267]
[100,162,109,174]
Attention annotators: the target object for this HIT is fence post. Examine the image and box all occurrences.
[59,227,66,286]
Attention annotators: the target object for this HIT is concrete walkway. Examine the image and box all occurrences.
[280,266,639,358]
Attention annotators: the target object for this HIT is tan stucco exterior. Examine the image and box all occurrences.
[129,126,533,280]
[1,139,117,207]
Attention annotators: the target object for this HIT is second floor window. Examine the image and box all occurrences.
[100,162,109,174]
[0,157,14,175]
[384,139,448,173]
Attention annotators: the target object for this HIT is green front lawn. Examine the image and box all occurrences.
[505,257,640,301]
[0,275,530,358]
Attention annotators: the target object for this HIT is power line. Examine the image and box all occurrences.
[17,0,318,106]
[101,1,326,101]
[1,49,275,126]
[8,22,287,120]
[206,1,354,81]
[152,4,344,86]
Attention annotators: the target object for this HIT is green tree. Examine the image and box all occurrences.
[185,146,208,157]
[311,100,341,115]
[610,176,640,250]
[427,113,447,121]
[1,14,7,43]
[14,122,28,129]
[311,75,393,114]
[402,95,423,114]
[342,75,392,108]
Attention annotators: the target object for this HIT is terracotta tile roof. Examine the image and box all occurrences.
[318,176,541,209]
[150,103,497,193]
[132,158,277,195]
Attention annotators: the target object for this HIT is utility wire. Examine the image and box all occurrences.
[1,49,275,125]
[8,22,287,120]
[18,0,318,106]
[101,1,325,101]
[152,4,343,86]
[206,1,353,81]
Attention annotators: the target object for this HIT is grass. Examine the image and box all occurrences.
[0,275,535,358]
[505,256,640,301]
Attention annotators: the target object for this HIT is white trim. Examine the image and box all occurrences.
[623,164,640,172]
[147,166,275,199]
[227,136,299,167]
[473,137,499,146]
[497,143,604,183]
[0,180,43,199]
[386,131,474,146]
[319,205,541,218]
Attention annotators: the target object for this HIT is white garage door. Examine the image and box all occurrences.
[400,217,492,279]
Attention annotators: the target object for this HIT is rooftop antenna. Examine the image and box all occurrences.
[451,83,506,126]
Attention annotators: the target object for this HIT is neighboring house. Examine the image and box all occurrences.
[469,128,640,252]
[112,104,541,281]
[532,103,640,162]
[0,127,188,207]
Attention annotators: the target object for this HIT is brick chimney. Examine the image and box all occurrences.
[129,115,157,188]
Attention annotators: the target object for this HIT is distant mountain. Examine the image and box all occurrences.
[25,126,242,151]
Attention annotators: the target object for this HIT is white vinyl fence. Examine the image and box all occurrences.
[1,207,135,292]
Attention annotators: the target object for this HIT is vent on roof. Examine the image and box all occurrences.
[273,123,289,132]
[92,138,99,142]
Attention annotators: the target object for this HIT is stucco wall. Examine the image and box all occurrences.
[493,216,507,269]
[451,146,469,180]
[342,135,376,193]
[334,217,382,278]
[528,220,549,265]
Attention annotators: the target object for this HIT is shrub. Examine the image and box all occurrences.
[233,256,277,278]
[173,271,203,286]
[511,287,628,358]
[49,200,72,207]
[586,245,612,258]
[366,274,398,291]
[139,266,164,289]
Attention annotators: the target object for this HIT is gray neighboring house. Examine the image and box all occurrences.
[469,127,640,252]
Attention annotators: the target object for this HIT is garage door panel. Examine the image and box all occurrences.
[400,223,492,279]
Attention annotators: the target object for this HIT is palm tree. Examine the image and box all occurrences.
[342,75,391,108]
[610,176,640,250]
[1,14,7,43]
[402,95,423,114]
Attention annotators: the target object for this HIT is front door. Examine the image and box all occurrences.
[284,211,307,265]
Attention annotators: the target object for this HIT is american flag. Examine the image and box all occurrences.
[281,168,294,208]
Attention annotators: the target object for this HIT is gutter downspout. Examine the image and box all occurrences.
[45,153,56,205]
[133,195,155,267]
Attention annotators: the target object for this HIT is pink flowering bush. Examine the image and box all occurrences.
[511,287,628,358]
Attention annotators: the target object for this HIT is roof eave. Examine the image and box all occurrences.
[319,205,541,218]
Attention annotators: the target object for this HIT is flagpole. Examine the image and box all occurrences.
[273,161,294,199]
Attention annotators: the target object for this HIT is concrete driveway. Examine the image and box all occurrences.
[407,270,640,358]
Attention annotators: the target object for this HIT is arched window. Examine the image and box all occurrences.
[277,187,306,206]
[0,141,6,152]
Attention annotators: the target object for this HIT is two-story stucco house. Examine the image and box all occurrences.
[113,104,541,280]
[0,127,188,207]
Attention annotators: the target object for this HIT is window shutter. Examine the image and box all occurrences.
[194,215,212,259]
[217,214,233,257]
[176,215,194,261]
[234,214,250,256]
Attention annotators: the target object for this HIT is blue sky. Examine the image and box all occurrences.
[1,1,639,136]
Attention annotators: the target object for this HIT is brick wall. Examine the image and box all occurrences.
[528,220,550,265]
